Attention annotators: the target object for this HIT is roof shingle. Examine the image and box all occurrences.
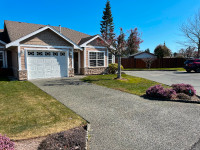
[4,20,91,45]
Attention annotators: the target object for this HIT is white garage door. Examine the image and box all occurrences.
[27,51,68,79]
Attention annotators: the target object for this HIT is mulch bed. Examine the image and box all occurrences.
[14,126,87,150]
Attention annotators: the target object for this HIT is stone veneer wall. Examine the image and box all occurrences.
[18,70,27,80]
[68,69,74,77]
[81,67,107,75]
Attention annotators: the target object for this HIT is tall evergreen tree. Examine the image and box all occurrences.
[100,0,114,40]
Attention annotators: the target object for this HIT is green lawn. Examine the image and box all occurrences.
[82,74,169,96]
[0,78,86,140]
[123,68,185,71]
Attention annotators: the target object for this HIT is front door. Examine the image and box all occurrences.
[74,52,78,74]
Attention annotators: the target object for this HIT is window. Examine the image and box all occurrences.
[108,53,113,64]
[89,52,104,67]
[45,52,51,56]
[28,52,34,56]
[60,52,65,56]
[53,52,58,56]
[37,52,43,56]
[0,52,4,68]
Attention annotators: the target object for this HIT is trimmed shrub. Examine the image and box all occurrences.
[0,134,15,150]
[38,127,86,150]
[146,85,176,99]
[177,93,191,100]
[172,83,196,96]
[108,63,124,74]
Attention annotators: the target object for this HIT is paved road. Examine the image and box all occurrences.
[32,77,200,150]
[125,71,200,95]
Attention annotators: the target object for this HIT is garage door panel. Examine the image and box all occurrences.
[27,51,68,79]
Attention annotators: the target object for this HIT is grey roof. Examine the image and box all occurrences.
[129,52,156,57]
[4,20,91,45]
[78,35,97,45]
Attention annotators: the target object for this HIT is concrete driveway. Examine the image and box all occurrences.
[32,76,200,150]
[125,71,200,95]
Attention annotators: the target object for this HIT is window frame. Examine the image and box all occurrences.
[108,52,113,64]
[88,51,105,67]
[0,51,5,68]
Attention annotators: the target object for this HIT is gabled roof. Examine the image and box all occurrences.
[79,34,109,47]
[130,52,156,57]
[4,20,91,45]
[78,35,96,45]
[6,25,82,50]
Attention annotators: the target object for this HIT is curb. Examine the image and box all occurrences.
[85,123,91,150]
[124,70,179,71]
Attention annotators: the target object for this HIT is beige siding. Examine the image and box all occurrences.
[80,51,84,68]
[20,29,73,46]
[86,47,108,68]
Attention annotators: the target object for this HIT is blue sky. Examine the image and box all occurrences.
[1,0,200,53]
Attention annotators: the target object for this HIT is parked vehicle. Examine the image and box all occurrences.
[184,59,200,72]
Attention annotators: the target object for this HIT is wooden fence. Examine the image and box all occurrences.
[115,58,186,69]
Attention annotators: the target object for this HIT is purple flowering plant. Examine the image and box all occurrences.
[172,83,196,96]
[0,134,14,150]
[146,85,177,99]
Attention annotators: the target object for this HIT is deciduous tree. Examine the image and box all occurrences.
[180,11,200,57]
[104,28,143,79]
[126,28,143,56]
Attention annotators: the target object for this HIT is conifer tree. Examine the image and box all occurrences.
[100,0,114,40]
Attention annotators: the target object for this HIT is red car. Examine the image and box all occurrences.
[184,59,200,72]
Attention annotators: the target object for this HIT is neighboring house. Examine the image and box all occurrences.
[129,52,157,59]
[0,20,115,80]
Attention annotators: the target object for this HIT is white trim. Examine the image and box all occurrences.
[18,46,21,70]
[72,48,74,69]
[0,40,6,45]
[88,51,105,68]
[84,47,86,68]
[78,51,80,74]
[67,50,69,76]
[20,44,73,49]
[6,26,82,50]
[107,48,109,67]
[24,48,67,52]
[66,50,69,77]
[113,54,115,63]
[85,46,107,49]
[80,34,109,47]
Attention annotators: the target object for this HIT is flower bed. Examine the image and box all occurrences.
[145,84,200,103]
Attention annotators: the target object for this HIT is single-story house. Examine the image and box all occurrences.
[0,20,115,80]
[129,52,157,59]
